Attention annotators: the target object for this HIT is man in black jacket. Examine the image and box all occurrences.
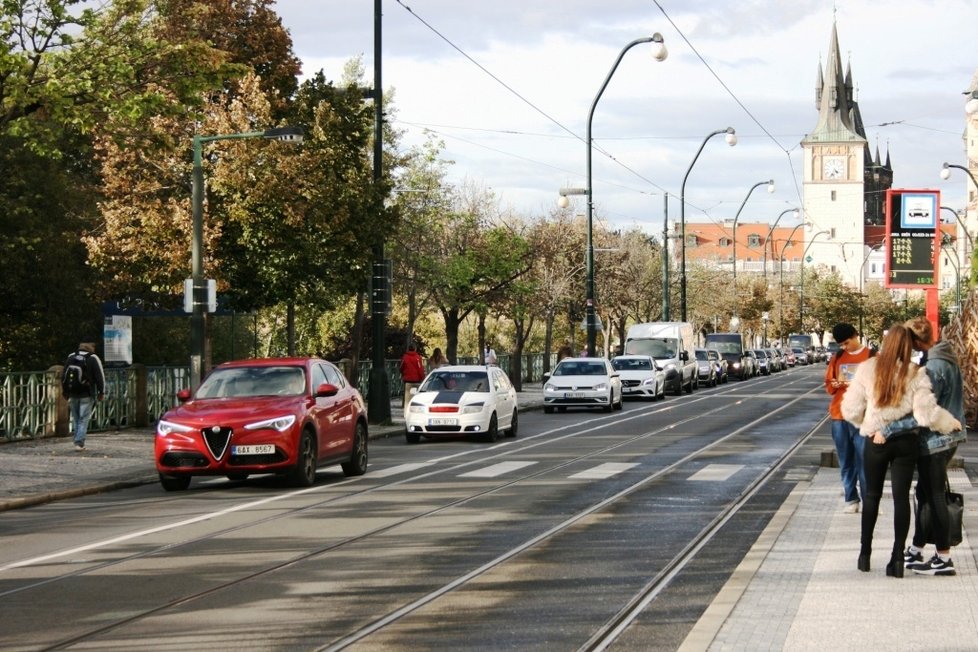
[61,339,106,451]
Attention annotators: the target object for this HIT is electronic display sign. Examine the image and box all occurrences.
[884,189,939,288]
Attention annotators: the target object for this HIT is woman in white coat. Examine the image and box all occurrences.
[841,323,961,577]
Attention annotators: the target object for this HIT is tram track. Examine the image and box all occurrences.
[2,369,826,650]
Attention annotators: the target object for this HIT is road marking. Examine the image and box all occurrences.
[569,462,638,480]
[370,462,434,478]
[688,464,743,482]
[459,461,537,478]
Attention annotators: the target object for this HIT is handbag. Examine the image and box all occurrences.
[916,478,964,547]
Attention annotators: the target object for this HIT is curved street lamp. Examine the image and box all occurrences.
[575,34,667,356]
[778,223,805,342]
[939,205,974,249]
[762,207,799,280]
[798,230,830,333]
[190,126,304,389]
[731,179,775,288]
[965,89,978,116]
[941,234,962,314]
[940,162,978,191]
[680,127,737,322]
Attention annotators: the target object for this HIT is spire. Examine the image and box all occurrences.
[803,20,864,143]
[816,57,824,109]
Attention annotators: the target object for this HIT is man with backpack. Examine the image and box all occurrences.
[61,339,106,451]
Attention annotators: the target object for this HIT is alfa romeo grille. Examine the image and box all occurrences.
[202,426,233,460]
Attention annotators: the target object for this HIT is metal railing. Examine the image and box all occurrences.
[2,354,557,443]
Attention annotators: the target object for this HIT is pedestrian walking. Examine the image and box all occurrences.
[484,342,498,366]
[400,344,426,412]
[841,324,962,577]
[61,338,106,451]
[824,322,873,513]
[901,317,968,576]
[428,347,448,371]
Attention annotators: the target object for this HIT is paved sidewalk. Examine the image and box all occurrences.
[683,466,978,651]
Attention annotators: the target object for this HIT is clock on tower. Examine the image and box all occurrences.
[823,156,846,180]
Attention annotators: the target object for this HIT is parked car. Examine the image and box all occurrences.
[155,357,368,491]
[544,357,623,413]
[766,348,783,372]
[694,348,718,387]
[826,341,841,363]
[708,348,728,383]
[611,355,666,400]
[813,346,827,363]
[405,365,518,443]
[623,322,698,395]
[743,349,759,378]
[791,347,810,365]
[752,349,772,375]
[783,349,796,367]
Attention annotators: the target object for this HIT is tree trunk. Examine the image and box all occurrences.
[287,302,296,356]
[443,308,462,364]
[477,311,487,364]
[348,289,366,386]
[405,288,417,351]
[543,310,554,374]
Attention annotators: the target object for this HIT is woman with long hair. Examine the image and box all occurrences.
[841,323,961,577]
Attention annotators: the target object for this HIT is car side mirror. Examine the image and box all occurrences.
[543,372,551,380]
[177,388,192,402]
[315,383,339,397]
[680,351,689,362]
[410,386,419,396]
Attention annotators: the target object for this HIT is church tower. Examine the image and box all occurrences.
[801,22,873,290]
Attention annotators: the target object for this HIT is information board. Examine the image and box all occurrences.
[884,189,939,289]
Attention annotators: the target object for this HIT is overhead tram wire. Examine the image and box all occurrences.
[392,0,672,197]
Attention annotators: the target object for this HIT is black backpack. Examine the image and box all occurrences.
[62,351,91,395]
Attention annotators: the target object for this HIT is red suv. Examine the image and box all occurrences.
[155,357,368,491]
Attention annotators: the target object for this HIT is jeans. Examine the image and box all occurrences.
[861,433,919,555]
[912,449,955,551]
[68,396,95,446]
[831,419,866,503]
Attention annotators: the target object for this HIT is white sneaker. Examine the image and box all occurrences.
[843,501,859,514]
[74,443,85,451]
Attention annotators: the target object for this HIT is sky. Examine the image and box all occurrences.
[272,0,977,236]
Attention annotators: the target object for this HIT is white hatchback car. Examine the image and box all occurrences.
[543,357,623,413]
[405,366,518,443]
[611,355,665,400]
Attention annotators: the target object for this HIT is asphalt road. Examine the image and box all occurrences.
[0,366,888,650]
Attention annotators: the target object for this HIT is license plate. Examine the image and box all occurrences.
[233,444,275,455]
[428,417,458,426]
[565,392,585,398]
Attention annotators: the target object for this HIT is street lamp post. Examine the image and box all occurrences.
[941,234,962,314]
[858,239,885,341]
[778,223,804,340]
[731,180,774,288]
[798,230,830,333]
[576,33,667,356]
[680,127,737,322]
[939,205,974,249]
[190,126,303,389]
[762,208,799,280]
[941,162,978,191]
[761,311,769,346]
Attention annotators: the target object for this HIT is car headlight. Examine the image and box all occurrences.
[244,415,296,432]
[732,362,741,369]
[642,377,656,386]
[544,383,557,392]
[461,402,485,414]
[157,420,194,436]
[408,403,426,413]
[594,383,608,392]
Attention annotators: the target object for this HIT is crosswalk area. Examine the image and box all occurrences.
[375,461,746,482]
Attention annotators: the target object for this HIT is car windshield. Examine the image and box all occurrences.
[694,350,709,361]
[420,371,489,392]
[708,341,742,354]
[753,350,767,358]
[624,338,676,358]
[196,366,306,399]
[792,348,805,354]
[553,361,609,376]
[612,358,652,371]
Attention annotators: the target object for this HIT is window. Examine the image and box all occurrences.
[719,237,731,247]
[685,235,697,247]
[747,234,761,247]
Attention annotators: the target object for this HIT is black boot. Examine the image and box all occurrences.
[857,552,871,572]
[885,550,904,578]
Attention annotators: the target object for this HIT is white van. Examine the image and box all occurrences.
[622,322,697,395]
